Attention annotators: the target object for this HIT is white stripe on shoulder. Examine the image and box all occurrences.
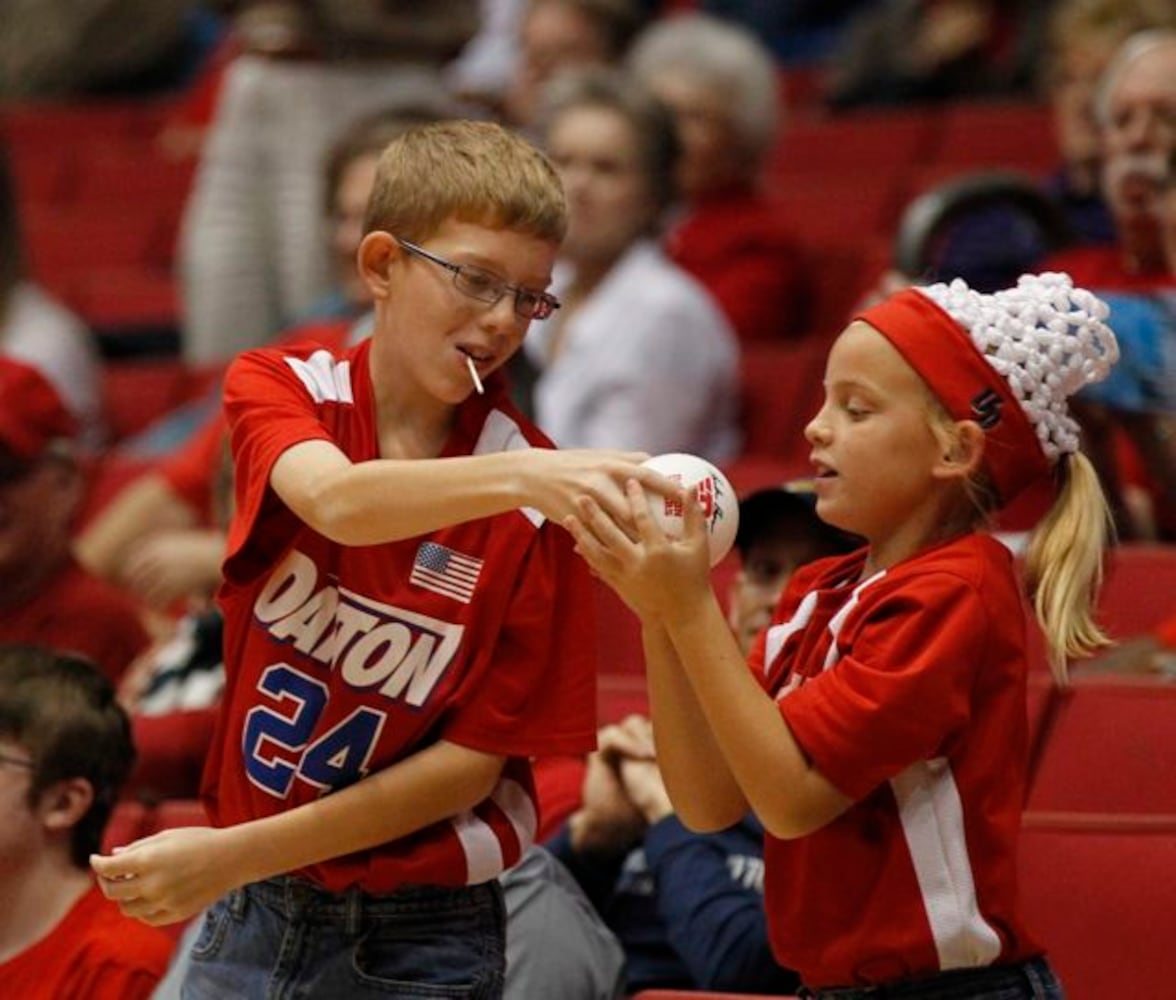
[473,409,544,527]
[821,567,887,671]
[891,757,1002,970]
[765,590,819,667]
[284,350,354,404]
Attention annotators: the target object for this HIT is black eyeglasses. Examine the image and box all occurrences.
[396,238,560,321]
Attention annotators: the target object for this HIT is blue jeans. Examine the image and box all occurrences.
[798,956,1065,999]
[181,876,506,999]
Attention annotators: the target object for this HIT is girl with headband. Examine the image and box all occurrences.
[566,271,1119,998]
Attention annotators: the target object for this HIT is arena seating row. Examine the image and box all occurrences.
[0,90,1063,459]
[2,93,1056,358]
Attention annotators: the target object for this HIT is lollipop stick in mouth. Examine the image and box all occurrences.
[466,354,484,395]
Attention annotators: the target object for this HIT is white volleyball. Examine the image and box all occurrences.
[641,453,739,567]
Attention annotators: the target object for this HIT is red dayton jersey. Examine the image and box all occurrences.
[204,338,598,893]
[749,534,1041,988]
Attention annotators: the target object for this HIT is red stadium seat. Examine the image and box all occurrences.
[928,101,1058,174]
[0,99,169,151]
[146,799,211,835]
[737,339,830,470]
[69,266,180,334]
[22,205,169,278]
[75,144,195,209]
[1097,544,1176,639]
[1026,675,1176,814]
[102,800,153,853]
[100,358,196,442]
[773,175,905,251]
[1022,542,1176,675]
[1019,812,1176,1000]
[771,108,939,181]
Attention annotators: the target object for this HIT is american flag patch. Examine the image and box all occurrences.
[410,542,483,603]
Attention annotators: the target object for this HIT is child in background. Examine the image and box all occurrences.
[91,119,672,999]
[568,271,1119,997]
[0,644,174,1000]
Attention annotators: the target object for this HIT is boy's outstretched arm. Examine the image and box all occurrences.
[91,739,504,927]
[270,439,676,546]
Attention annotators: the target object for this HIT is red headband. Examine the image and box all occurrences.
[855,289,1051,505]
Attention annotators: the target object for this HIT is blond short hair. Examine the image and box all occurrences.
[364,120,567,245]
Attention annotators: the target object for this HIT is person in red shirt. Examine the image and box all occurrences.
[0,358,150,683]
[568,271,1120,996]
[90,119,673,999]
[628,13,807,343]
[0,644,174,999]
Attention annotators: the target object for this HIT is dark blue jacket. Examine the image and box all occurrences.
[548,813,800,994]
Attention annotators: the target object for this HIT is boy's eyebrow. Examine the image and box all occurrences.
[450,250,553,289]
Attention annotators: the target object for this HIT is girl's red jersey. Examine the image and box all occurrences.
[750,534,1042,987]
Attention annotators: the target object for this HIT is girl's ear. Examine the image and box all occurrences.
[357,231,397,300]
[934,421,986,481]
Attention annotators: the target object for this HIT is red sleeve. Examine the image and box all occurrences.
[779,574,984,801]
[221,349,337,571]
[443,523,599,758]
[155,411,227,522]
[533,754,589,841]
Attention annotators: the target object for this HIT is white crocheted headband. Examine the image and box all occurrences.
[856,272,1119,502]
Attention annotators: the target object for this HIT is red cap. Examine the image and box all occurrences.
[0,357,78,462]
[855,289,1051,505]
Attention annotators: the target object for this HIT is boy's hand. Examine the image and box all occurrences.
[519,449,679,529]
[91,826,246,927]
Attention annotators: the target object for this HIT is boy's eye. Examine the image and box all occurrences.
[461,268,500,295]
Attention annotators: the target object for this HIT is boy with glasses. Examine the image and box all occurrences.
[92,119,673,999]
[0,644,173,999]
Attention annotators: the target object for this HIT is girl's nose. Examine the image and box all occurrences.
[804,404,829,444]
